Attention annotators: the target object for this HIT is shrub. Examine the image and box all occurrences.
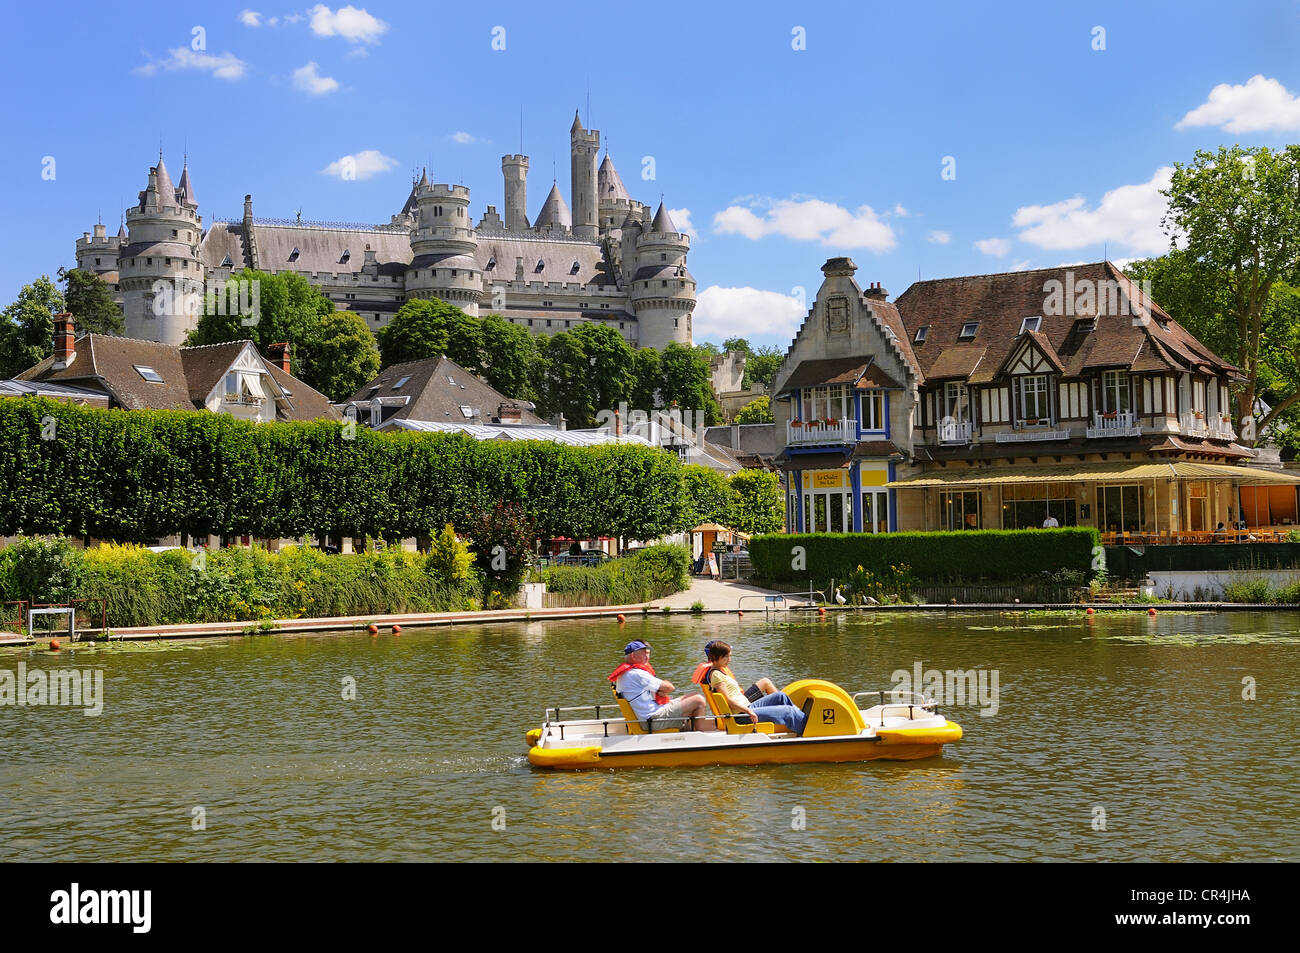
[426,524,474,585]
[540,544,690,605]
[0,536,87,605]
[1222,578,1275,603]
[750,528,1101,590]
[690,600,705,614]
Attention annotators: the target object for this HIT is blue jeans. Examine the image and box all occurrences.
[743,691,807,735]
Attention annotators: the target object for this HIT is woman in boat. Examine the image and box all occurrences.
[691,640,778,700]
[703,641,807,736]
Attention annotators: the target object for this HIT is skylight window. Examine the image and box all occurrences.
[459,405,474,418]
[1072,317,1096,334]
[134,365,163,383]
[959,322,979,339]
[914,326,929,343]
[1020,316,1041,333]
[393,375,411,390]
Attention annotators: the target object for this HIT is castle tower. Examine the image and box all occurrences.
[501,154,529,231]
[405,170,482,315]
[569,111,600,241]
[74,220,124,280]
[630,203,696,349]
[598,153,642,233]
[118,156,204,345]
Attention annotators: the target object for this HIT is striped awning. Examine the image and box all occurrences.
[886,461,1300,488]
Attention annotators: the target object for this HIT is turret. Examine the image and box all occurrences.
[502,154,529,231]
[569,111,600,241]
[630,203,695,349]
[118,156,204,345]
[405,173,482,315]
[74,221,124,278]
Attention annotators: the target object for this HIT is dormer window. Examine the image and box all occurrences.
[134,365,163,383]
[535,259,545,272]
[1072,318,1095,334]
[486,257,496,270]
[220,254,233,268]
[288,248,300,262]
[340,249,351,263]
[959,322,979,339]
[1020,316,1041,334]
[914,326,929,343]
[570,260,580,274]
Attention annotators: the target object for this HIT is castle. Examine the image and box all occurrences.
[74,112,697,351]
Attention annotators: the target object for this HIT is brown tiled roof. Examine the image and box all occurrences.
[776,355,905,396]
[896,262,1237,384]
[18,334,194,410]
[348,355,543,426]
[851,440,906,460]
[867,297,923,385]
[926,345,986,381]
[263,362,342,421]
[857,363,903,389]
[180,341,251,404]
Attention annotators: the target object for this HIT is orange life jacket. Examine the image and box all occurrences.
[608,662,669,706]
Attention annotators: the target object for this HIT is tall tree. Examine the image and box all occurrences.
[727,469,784,535]
[187,269,331,375]
[299,308,381,403]
[1158,144,1300,441]
[743,345,784,391]
[479,313,536,401]
[630,346,662,412]
[679,464,734,529]
[571,323,635,419]
[539,331,595,426]
[0,276,64,378]
[659,342,721,425]
[57,268,124,336]
[722,336,752,354]
[735,395,774,424]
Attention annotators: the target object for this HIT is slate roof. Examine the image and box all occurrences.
[895,262,1237,385]
[598,155,630,201]
[346,355,544,427]
[775,355,904,396]
[535,184,573,228]
[650,203,676,232]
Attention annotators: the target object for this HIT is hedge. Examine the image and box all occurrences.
[536,544,691,605]
[750,528,1101,587]
[0,397,687,542]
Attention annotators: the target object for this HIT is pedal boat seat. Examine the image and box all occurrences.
[698,670,777,735]
[612,686,682,734]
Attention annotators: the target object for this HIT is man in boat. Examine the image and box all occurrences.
[610,641,717,732]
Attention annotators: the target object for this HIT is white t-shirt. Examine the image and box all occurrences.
[1042,517,1059,528]
[616,669,663,719]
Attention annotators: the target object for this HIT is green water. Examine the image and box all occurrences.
[1,610,1297,861]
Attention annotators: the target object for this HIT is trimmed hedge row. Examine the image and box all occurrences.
[0,397,686,542]
[537,544,691,604]
[750,528,1102,586]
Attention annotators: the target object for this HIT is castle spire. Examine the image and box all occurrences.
[178,156,198,208]
[651,202,677,233]
[535,182,572,228]
[571,109,584,133]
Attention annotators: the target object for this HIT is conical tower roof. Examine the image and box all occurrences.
[155,156,177,207]
[651,202,677,232]
[418,167,430,188]
[598,154,630,201]
[570,109,584,134]
[621,210,641,230]
[117,222,127,239]
[535,182,572,228]
[177,160,197,207]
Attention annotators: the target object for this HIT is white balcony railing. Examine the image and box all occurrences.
[996,425,1072,443]
[937,419,972,444]
[1209,417,1237,441]
[787,418,856,445]
[1180,411,1209,438]
[1086,411,1142,439]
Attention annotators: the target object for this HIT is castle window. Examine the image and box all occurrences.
[546,320,552,327]
[620,322,625,329]
[535,259,545,272]
[660,254,666,261]
[486,257,496,270]
[220,255,233,268]
[662,280,668,287]
[172,230,178,238]
[601,303,608,309]
[95,258,100,266]
[673,319,679,328]
[451,270,456,277]
[341,250,351,263]
[147,258,153,265]
[571,260,580,274]
[528,320,533,327]
[165,258,171,265]
[288,248,300,262]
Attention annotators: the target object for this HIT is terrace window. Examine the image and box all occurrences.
[1017,374,1050,423]
[860,389,884,431]
[1099,370,1131,415]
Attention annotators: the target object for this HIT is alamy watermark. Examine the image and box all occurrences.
[891,660,999,717]
[596,401,707,449]
[1043,271,1154,326]
[1,662,104,716]
[150,276,261,326]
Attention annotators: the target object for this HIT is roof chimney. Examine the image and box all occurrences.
[864,281,888,300]
[52,313,76,370]
[270,342,291,374]
[497,403,523,424]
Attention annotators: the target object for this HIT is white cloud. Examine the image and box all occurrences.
[450,131,478,144]
[1012,167,1174,255]
[927,230,951,245]
[694,286,806,341]
[713,197,896,252]
[239,9,262,26]
[321,149,396,180]
[293,61,338,95]
[668,208,696,238]
[974,237,1011,256]
[308,4,388,43]
[268,16,279,26]
[1177,75,1300,133]
[283,13,303,23]
[134,48,247,80]
[892,204,908,217]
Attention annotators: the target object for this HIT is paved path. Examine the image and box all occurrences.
[654,575,813,610]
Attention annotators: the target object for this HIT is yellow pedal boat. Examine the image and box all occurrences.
[525,678,962,770]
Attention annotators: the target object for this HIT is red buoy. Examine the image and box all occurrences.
[818,606,826,616]
[1148,607,1157,616]
[616,614,626,624]
[737,610,743,618]
[49,639,60,651]
[367,624,379,636]
[392,624,402,635]
[1086,607,1095,615]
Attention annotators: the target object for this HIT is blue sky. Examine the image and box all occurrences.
[2,0,1298,348]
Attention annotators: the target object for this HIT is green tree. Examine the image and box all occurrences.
[722,337,752,354]
[376,297,451,368]
[659,342,721,425]
[1157,145,1300,442]
[735,395,774,424]
[480,313,536,401]
[425,523,474,584]
[571,323,635,418]
[727,469,783,535]
[187,270,331,373]
[464,502,537,604]
[630,346,662,411]
[299,308,381,403]
[445,308,485,372]
[0,276,64,378]
[743,345,784,391]
[539,332,594,426]
[57,268,124,336]
[680,464,734,529]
